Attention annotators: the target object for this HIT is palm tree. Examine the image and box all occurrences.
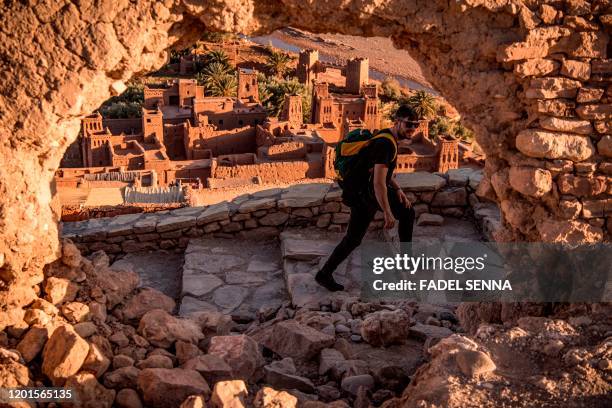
[266,50,295,78]
[257,72,272,103]
[262,78,308,117]
[196,62,233,92]
[208,75,237,97]
[403,90,438,120]
[205,50,231,67]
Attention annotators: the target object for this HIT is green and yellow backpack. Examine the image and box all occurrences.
[334,128,397,183]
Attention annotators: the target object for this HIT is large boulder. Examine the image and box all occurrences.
[259,320,335,359]
[0,348,31,388]
[515,129,595,161]
[254,387,298,408]
[64,372,115,408]
[121,287,176,323]
[115,388,143,408]
[138,309,203,348]
[137,368,210,408]
[182,354,233,384]
[44,277,79,305]
[360,310,411,347]
[264,358,315,393]
[187,310,234,337]
[455,349,496,377]
[211,380,248,408]
[103,366,140,389]
[42,325,89,386]
[92,266,139,308]
[16,325,49,362]
[208,335,264,381]
[81,343,111,378]
[508,166,553,198]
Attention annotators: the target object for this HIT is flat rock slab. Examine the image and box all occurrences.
[213,285,250,312]
[238,198,277,213]
[225,271,266,285]
[395,172,446,191]
[179,297,218,316]
[286,273,333,308]
[197,202,230,224]
[417,213,444,226]
[281,238,336,261]
[278,183,331,208]
[170,206,206,217]
[111,251,183,300]
[184,253,246,274]
[249,281,286,311]
[252,188,283,198]
[180,238,288,318]
[408,323,453,342]
[182,274,224,297]
[247,258,281,273]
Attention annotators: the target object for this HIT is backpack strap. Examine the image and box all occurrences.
[370,131,398,161]
[339,129,370,157]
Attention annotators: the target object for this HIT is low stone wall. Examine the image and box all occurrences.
[62,169,500,257]
[61,203,184,222]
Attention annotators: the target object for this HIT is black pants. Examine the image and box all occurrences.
[319,187,416,277]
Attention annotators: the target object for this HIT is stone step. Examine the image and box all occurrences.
[279,232,364,308]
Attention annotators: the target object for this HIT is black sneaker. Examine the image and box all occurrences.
[315,271,345,292]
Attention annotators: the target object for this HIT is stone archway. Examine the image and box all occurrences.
[0,0,610,328]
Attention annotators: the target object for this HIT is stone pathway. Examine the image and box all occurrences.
[280,218,484,308]
[179,237,288,321]
[126,216,485,320]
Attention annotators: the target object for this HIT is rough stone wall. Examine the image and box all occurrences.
[0,0,610,326]
[62,170,496,258]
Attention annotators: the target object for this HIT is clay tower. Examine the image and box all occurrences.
[281,94,303,128]
[346,57,369,95]
[237,68,259,101]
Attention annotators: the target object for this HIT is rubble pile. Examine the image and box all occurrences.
[1,240,610,407]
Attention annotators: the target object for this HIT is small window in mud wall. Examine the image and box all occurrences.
[219,119,224,126]
[246,84,250,91]
[252,78,256,85]
[238,120,243,126]
[146,118,151,123]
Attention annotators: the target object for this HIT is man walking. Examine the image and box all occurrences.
[315,105,419,291]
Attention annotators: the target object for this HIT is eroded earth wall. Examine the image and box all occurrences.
[0,0,610,327]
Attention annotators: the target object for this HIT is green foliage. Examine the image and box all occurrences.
[99,84,144,118]
[258,76,309,120]
[257,72,271,103]
[380,77,401,101]
[195,50,232,73]
[195,61,237,97]
[99,101,142,119]
[208,75,237,97]
[428,117,452,138]
[401,90,438,120]
[169,47,192,64]
[265,50,295,78]
[429,117,475,142]
[453,122,475,142]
